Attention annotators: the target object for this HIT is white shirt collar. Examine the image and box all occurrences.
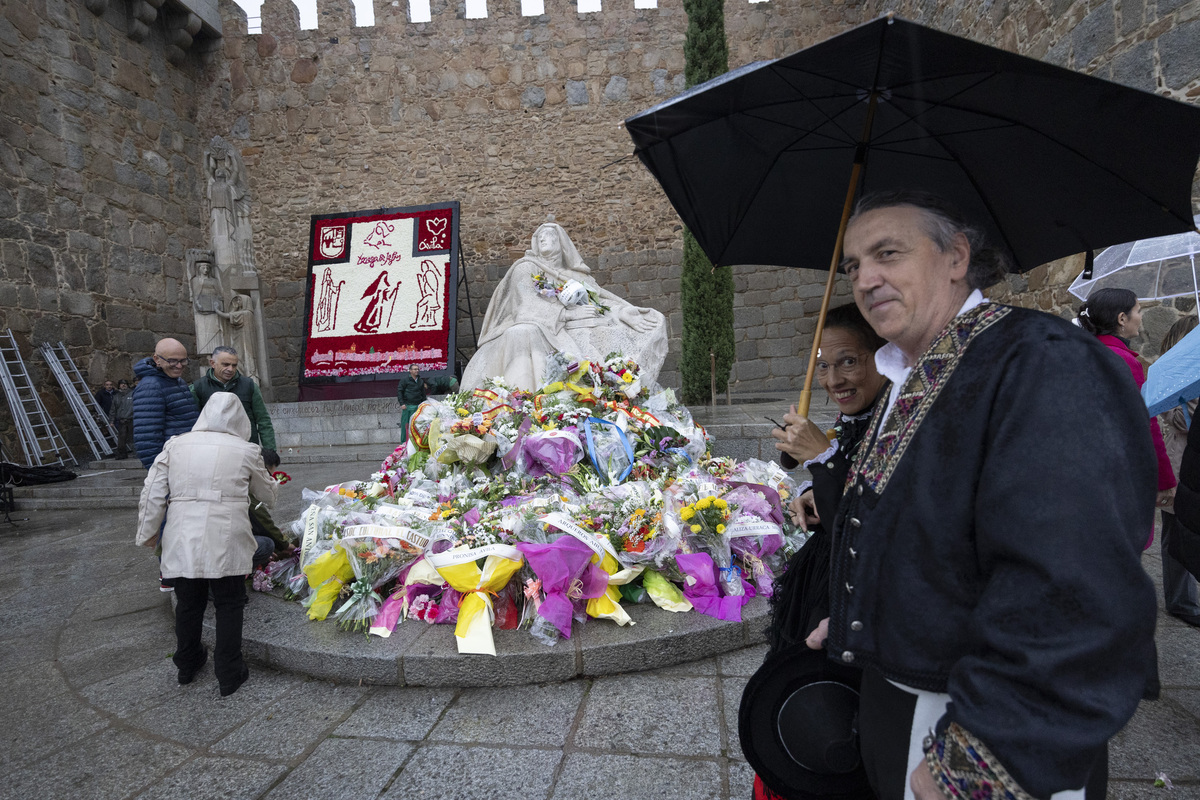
[873,289,986,426]
[874,289,986,378]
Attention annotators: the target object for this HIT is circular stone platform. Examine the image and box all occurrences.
[202,592,769,686]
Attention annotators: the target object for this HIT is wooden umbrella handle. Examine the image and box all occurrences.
[798,93,880,417]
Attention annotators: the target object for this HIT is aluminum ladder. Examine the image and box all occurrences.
[40,341,116,462]
[0,330,74,467]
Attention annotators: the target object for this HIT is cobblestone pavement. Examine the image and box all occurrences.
[1,455,1197,800]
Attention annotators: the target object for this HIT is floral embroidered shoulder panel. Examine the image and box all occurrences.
[849,303,1012,496]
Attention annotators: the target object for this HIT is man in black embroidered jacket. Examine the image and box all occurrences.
[810,191,1156,800]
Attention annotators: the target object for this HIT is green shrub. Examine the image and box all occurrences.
[679,0,733,405]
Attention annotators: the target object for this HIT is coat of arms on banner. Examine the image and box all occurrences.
[319,225,347,259]
[303,202,459,382]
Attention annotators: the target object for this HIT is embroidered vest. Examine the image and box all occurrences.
[849,303,1011,495]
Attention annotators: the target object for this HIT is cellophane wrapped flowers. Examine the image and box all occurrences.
[269,350,804,653]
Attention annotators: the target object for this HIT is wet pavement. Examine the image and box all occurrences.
[0,450,1197,799]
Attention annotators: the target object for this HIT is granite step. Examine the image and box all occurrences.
[205,590,770,687]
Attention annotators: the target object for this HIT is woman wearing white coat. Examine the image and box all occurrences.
[136,392,278,696]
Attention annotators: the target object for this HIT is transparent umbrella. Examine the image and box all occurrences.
[1069,215,1200,308]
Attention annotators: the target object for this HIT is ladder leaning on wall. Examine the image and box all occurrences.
[0,329,74,467]
[40,341,116,463]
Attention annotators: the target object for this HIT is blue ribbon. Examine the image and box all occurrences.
[719,564,743,583]
[583,416,634,484]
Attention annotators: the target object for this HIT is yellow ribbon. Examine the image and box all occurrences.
[433,548,524,655]
[302,548,355,621]
[585,551,635,627]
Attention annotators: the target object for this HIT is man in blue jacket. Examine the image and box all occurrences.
[132,338,200,469]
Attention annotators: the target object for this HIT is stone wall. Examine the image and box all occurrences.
[200,0,1200,397]
[0,0,215,453]
[3,0,1200,460]
[197,0,871,399]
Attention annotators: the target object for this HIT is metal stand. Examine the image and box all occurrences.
[0,330,74,467]
[40,341,116,462]
[455,240,478,376]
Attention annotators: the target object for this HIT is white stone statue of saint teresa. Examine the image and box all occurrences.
[462,222,668,391]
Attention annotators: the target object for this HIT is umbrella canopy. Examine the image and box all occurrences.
[1069,216,1200,306]
[1144,322,1200,417]
[624,15,1200,274]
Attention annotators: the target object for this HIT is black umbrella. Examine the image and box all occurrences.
[625,14,1200,414]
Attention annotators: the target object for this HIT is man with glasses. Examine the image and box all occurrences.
[132,337,200,470]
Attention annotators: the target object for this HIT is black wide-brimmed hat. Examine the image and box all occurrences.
[739,646,875,800]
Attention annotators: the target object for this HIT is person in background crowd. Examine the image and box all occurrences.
[397,364,428,444]
[771,301,888,645]
[1078,287,1177,520]
[191,346,276,452]
[136,393,278,697]
[111,379,135,460]
[249,445,295,568]
[1156,315,1200,627]
[132,338,199,470]
[94,379,116,418]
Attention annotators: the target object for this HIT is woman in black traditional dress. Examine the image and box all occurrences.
[748,303,887,800]
[769,302,888,652]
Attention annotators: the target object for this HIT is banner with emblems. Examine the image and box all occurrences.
[302,201,459,385]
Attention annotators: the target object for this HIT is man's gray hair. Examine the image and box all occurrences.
[850,190,1009,290]
[211,345,239,358]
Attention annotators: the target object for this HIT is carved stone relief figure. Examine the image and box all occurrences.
[186,249,224,357]
[217,293,260,382]
[205,136,257,277]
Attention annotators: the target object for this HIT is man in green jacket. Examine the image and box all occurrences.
[191,346,276,451]
[192,346,290,566]
[396,364,428,444]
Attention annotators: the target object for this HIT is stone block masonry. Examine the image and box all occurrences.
[0,0,220,454]
[200,0,1200,400]
[198,0,882,399]
[1,0,1197,456]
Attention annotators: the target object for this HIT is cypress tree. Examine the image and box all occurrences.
[680,0,734,405]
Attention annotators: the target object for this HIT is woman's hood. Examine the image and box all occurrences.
[193,392,251,440]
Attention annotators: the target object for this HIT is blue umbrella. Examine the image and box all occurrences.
[1144,323,1200,419]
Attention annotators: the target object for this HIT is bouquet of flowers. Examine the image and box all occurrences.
[265,550,305,599]
[427,543,525,655]
[532,272,610,315]
[331,534,420,635]
[679,493,741,598]
[591,483,657,555]
[600,353,641,398]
